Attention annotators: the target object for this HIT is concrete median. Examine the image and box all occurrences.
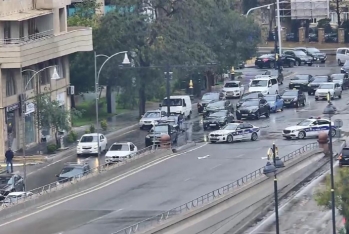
[140,148,325,234]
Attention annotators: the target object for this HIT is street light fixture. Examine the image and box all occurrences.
[21,66,60,190]
[94,51,130,172]
[323,97,337,234]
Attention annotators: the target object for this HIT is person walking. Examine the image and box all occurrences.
[5,147,14,173]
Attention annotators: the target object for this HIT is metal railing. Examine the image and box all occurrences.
[0,145,159,210]
[0,30,54,46]
[112,142,319,234]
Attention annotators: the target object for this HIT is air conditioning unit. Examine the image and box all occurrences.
[67,86,75,95]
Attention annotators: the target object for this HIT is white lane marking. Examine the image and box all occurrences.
[198,155,210,159]
[235,154,244,158]
[0,143,208,227]
[209,164,222,170]
[27,130,136,176]
[184,178,192,182]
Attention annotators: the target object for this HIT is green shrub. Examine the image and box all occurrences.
[66,131,78,143]
[89,125,95,133]
[100,119,108,131]
[47,144,57,154]
[85,130,90,134]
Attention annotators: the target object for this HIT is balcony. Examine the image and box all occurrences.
[0,27,93,68]
[35,0,72,10]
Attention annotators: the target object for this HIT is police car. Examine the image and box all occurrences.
[208,121,260,143]
[282,117,338,140]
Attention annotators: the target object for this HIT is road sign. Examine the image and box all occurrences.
[334,119,343,128]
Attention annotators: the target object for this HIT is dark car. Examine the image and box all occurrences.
[197,92,221,113]
[0,174,24,199]
[145,122,179,147]
[281,89,306,108]
[255,54,296,69]
[339,147,349,167]
[203,100,233,118]
[288,74,314,91]
[341,60,349,74]
[307,75,332,95]
[283,50,313,66]
[236,98,270,120]
[294,47,327,63]
[236,91,264,109]
[331,73,349,90]
[56,162,91,183]
[203,110,234,130]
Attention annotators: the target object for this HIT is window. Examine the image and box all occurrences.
[19,21,24,39]
[39,61,50,85]
[23,72,34,90]
[4,21,11,43]
[271,79,277,85]
[6,70,16,97]
[317,120,330,125]
[243,123,253,128]
[130,144,135,151]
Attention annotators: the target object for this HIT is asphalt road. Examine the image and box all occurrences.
[1,62,348,233]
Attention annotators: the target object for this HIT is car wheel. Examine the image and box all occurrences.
[298,131,306,139]
[227,135,234,143]
[339,92,342,99]
[265,110,270,118]
[251,132,258,141]
[295,102,299,108]
[308,91,312,95]
[330,128,336,137]
[269,62,275,69]
[315,97,319,101]
[308,63,312,66]
[255,112,260,120]
[210,141,216,144]
[289,61,294,67]
[338,59,342,66]
[331,95,334,100]
[298,60,301,66]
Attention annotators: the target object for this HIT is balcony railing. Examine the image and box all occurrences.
[0,29,54,46]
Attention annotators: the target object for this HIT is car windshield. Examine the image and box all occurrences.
[144,112,161,118]
[283,91,298,96]
[224,82,239,88]
[294,51,307,56]
[0,175,12,185]
[264,96,276,101]
[308,48,320,53]
[292,75,308,80]
[242,100,259,106]
[342,148,349,157]
[110,144,129,151]
[319,84,334,89]
[202,93,218,100]
[222,124,238,130]
[80,136,98,143]
[251,80,268,87]
[162,98,182,106]
[153,125,168,133]
[60,167,83,174]
[260,54,273,58]
[210,112,226,117]
[297,119,314,126]
[207,102,224,108]
[331,74,344,80]
[241,93,259,100]
[313,77,328,82]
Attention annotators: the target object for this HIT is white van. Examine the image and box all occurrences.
[336,48,349,66]
[248,76,278,95]
[160,95,192,119]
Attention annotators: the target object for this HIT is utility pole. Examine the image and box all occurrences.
[165,64,171,117]
[273,143,280,234]
[336,0,341,27]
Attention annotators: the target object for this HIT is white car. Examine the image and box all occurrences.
[315,82,342,100]
[248,76,279,95]
[222,81,244,98]
[208,122,260,143]
[282,117,338,139]
[105,142,138,163]
[139,110,167,130]
[76,133,108,156]
[2,192,33,206]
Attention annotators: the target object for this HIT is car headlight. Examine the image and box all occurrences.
[252,108,258,112]
[93,146,98,149]
[293,98,298,101]
[146,135,151,138]
[308,84,311,87]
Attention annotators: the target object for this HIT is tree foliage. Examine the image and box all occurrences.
[315,168,349,232]
[34,94,81,145]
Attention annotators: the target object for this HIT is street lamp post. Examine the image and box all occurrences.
[21,66,60,190]
[94,51,130,171]
[323,94,337,234]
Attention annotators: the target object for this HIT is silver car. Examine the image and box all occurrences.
[139,110,167,130]
[315,82,342,100]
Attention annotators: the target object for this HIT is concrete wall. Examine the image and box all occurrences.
[141,149,325,234]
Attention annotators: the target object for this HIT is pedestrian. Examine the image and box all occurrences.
[5,147,14,173]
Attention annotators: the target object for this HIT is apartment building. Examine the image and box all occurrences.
[0,0,93,157]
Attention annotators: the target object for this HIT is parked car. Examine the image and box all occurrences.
[331,73,349,90]
[76,133,108,156]
[341,60,349,74]
[203,110,234,130]
[203,100,233,118]
[236,98,270,120]
[222,81,245,98]
[294,47,327,63]
[264,94,284,112]
[139,110,167,130]
[288,74,314,91]
[336,47,349,66]
[315,83,342,101]
[248,76,278,95]
[1,192,33,206]
[236,92,264,109]
[307,75,332,95]
[197,92,221,113]
[339,147,349,167]
[281,89,306,108]
[0,174,25,199]
[255,54,296,69]
[105,142,138,163]
[283,50,313,66]
[56,162,91,184]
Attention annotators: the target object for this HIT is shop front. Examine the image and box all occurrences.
[25,102,36,145]
[5,103,19,151]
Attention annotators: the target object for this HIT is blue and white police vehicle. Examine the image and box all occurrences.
[208,121,260,143]
[282,117,338,140]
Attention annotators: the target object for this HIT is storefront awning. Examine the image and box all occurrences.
[0,10,52,21]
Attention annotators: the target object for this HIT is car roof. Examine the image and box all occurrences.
[146,109,161,112]
[112,142,131,145]
[7,192,29,196]
[254,77,273,80]
[319,82,335,85]
[225,80,240,84]
[81,133,101,137]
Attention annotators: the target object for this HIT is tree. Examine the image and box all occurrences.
[33,94,81,146]
[315,168,349,232]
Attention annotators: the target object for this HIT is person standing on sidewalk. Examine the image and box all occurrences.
[5,147,14,173]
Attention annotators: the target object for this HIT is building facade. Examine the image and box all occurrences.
[0,0,93,157]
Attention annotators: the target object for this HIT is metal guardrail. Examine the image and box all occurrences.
[0,30,54,46]
[0,145,158,209]
[112,142,319,234]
